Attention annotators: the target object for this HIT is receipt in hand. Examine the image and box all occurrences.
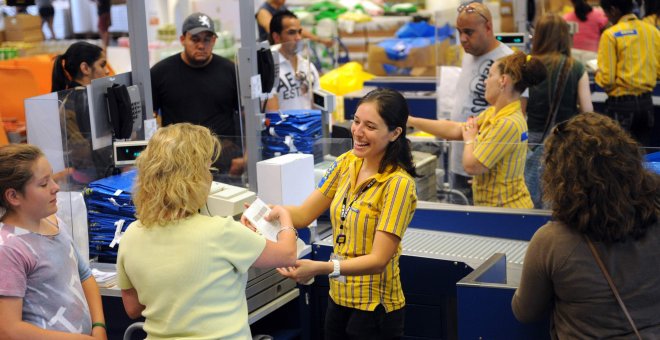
[242,198,281,242]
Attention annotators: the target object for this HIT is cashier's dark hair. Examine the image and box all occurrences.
[51,41,104,92]
[542,112,659,243]
[358,88,417,177]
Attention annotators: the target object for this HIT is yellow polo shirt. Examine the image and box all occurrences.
[596,14,660,96]
[643,14,659,29]
[472,101,533,208]
[317,151,417,312]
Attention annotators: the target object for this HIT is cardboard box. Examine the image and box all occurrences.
[5,28,43,43]
[5,14,42,31]
[366,39,461,77]
[0,31,5,43]
[499,1,515,32]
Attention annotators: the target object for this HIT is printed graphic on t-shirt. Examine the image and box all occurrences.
[467,59,495,116]
[277,71,308,100]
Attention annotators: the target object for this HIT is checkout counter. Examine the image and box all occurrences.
[309,200,552,339]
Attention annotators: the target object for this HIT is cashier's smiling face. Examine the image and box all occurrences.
[351,102,401,164]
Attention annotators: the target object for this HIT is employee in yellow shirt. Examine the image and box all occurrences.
[409,52,546,208]
[267,88,417,340]
[596,0,660,146]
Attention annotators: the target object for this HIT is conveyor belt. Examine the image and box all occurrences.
[319,228,528,270]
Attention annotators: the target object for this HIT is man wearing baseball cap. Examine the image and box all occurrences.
[150,12,244,180]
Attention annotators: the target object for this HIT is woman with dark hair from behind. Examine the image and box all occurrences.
[564,0,609,51]
[409,51,547,208]
[512,112,660,338]
[524,13,593,208]
[271,88,417,340]
[52,41,108,92]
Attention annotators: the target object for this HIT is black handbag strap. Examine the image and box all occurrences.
[538,55,571,143]
[585,236,643,339]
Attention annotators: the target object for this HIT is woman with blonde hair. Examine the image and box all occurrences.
[524,12,592,208]
[512,112,660,337]
[116,123,298,339]
[409,51,546,208]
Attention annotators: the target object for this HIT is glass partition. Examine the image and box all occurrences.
[24,93,103,263]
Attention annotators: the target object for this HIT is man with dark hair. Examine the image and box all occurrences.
[150,12,244,178]
[596,0,660,146]
[266,10,320,111]
[256,0,332,46]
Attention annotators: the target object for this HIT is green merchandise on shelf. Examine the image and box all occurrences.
[306,1,346,13]
[388,3,418,14]
[306,1,347,22]
[0,48,19,60]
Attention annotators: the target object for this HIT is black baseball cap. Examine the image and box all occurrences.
[182,12,216,36]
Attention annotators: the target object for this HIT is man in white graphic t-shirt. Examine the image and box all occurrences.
[266,10,320,112]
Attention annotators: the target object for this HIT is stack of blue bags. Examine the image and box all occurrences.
[262,109,323,160]
[84,170,137,262]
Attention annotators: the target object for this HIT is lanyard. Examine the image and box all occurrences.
[339,179,376,229]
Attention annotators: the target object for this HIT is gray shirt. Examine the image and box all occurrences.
[512,220,660,338]
[0,219,93,334]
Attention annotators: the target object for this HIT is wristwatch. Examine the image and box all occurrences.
[328,259,341,278]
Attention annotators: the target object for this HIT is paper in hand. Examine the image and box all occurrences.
[243,198,281,242]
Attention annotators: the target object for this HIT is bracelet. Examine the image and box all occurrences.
[465,140,474,145]
[92,322,106,330]
[277,226,298,240]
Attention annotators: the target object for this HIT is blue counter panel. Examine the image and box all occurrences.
[410,208,550,241]
[457,285,549,339]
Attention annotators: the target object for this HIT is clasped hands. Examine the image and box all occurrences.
[462,116,479,143]
[239,204,314,284]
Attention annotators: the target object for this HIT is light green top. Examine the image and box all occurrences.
[117,214,267,339]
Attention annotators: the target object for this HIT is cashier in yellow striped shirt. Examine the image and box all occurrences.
[273,88,417,340]
[408,51,547,208]
[596,0,660,146]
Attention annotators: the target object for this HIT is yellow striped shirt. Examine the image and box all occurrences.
[472,101,533,208]
[642,14,659,30]
[317,151,417,312]
[596,14,660,96]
